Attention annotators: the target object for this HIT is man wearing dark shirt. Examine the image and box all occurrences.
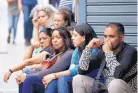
[73,23,137,93]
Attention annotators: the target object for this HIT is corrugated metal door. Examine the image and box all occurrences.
[79,0,137,47]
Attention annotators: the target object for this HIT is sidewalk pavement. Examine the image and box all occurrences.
[0,1,28,93]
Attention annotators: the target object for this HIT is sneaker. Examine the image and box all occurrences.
[7,35,10,44]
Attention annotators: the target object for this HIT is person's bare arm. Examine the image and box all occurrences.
[3,51,49,82]
[23,46,34,60]
[54,70,70,79]
[23,41,41,60]
[42,70,70,87]
[7,0,15,3]
[17,0,22,11]
[26,64,42,70]
[32,18,40,44]
[13,51,49,72]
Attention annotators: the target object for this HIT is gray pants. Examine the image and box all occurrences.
[73,75,135,93]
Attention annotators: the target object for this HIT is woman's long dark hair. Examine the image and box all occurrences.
[52,27,73,54]
[39,27,52,37]
[73,23,97,56]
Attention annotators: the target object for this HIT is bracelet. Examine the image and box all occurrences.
[9,69,13,73]
[53,73,57,79]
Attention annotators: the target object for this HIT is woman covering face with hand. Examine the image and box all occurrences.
[31,5,57,47]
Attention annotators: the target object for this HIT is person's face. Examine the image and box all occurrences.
[39,32,51,49]
[37,11,50,26]
[72,30,85,47]
[53,14,66,28]
[52,30,64,50]
[104,26,124,49]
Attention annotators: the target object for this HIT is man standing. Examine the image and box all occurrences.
[18,0,37,45]
[73,23,137,93]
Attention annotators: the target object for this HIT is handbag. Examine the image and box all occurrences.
[91,60,108,93]
[42,52,62,70]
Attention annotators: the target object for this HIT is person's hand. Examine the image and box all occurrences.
[102,40,112,53]
[87,38,103,49]
[18,3,22,12]
[15,73,26,85]
[3,71,12,83]
[15,74,22,84]
[32,41,40,49]
[32,18,40,29]
[42,74,56,88]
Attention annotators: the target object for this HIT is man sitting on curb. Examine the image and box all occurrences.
[73,22,137,93]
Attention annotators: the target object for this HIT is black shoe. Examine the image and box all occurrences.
[7,36,10,44]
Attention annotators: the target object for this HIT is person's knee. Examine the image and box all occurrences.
[108,79,127,92]
[24,76,32,83]
[58,76,70,88]
[73,75,81,81]
[49,80,57,86]
[46,80,57,89]
[73,75,95,93]
[108,79,123,88]
[58,76,69,82]
[24,76,39,84]
[45,80,57,93]
[73,75,82,86]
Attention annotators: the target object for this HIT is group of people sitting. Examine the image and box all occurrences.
[3,4,137,93]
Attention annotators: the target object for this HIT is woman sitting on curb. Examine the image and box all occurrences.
[43,23,104,93]
[15,27,74,93]
[3,27,53,82]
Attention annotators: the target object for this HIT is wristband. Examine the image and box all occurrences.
[53,73,57,79]
[9,69,13,73]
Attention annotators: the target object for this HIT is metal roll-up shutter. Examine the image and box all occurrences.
[85,0,137,47]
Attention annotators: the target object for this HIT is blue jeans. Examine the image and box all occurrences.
[8,14,19,39]
[45,80,58,93]
[22,68,42,74]
[58,76,73,93]
[23,4,35,41]
[19,75,45,93]
[44,76,73,93]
